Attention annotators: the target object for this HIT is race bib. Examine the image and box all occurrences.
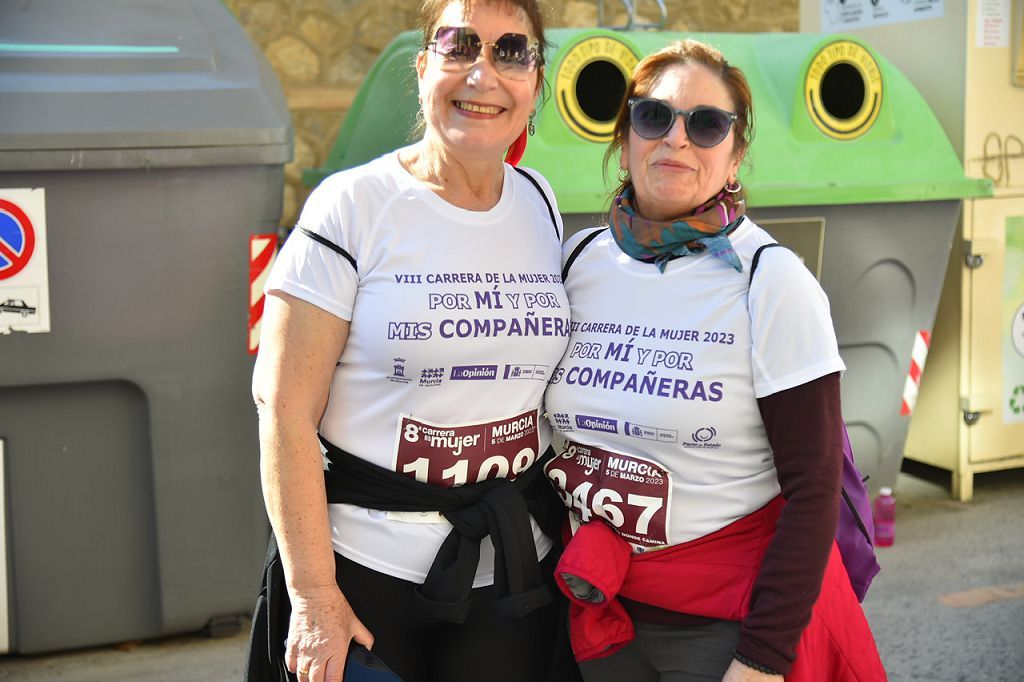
[393,409,540,487]
[544,440,672,549]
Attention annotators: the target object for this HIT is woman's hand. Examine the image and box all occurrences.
[722,658,784,682]
[286,584,374,682]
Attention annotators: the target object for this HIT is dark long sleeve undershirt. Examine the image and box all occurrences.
[622,372,843,675]
[733,371,844,674]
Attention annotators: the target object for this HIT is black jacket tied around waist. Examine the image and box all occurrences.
[244,438,564,682]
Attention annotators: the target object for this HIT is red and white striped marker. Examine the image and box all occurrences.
[900,329,931,416]
[249,233,279,354]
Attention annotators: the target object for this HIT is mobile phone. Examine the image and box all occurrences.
[344,643,403,681]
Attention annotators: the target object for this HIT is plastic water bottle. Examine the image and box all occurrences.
[873,486,896,547]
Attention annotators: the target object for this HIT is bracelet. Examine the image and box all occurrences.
[733,651,780,676]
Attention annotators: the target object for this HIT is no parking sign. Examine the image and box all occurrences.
[0,189,49,334]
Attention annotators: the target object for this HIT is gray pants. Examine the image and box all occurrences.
[578,620,741,682]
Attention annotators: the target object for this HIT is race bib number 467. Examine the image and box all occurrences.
[394,409,540,487]
[544,441,671,548]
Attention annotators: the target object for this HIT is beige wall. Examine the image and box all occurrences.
[224,0,798,226]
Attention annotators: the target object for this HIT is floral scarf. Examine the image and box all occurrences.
[609,185,746,273]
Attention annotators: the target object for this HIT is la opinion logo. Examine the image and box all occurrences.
[692,426,717,443]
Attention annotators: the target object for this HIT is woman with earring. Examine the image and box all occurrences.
[246,1,576,681]
[543,40,885,681]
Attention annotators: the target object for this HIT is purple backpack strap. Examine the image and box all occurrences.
[750,243,880,601]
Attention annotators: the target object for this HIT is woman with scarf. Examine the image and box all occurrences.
[543,40,885,681]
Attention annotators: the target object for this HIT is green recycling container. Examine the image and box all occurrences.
[304,29,991,492]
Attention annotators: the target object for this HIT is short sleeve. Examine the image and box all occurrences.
[748,247,845,398]
[265,177,360,321]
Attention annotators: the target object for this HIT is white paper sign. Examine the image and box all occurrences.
[820,0,945,33]
[0,188,50,334]
[977,0,1010,48]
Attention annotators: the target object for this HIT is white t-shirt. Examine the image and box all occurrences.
[266,150,570,585]
[543,218,845,551]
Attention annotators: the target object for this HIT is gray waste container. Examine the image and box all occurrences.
[0,0,292,654]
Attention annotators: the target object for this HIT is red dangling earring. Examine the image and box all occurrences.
[505,127,529,166]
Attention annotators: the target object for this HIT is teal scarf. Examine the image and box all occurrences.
[609,186,745,273]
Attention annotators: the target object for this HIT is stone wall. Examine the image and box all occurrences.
[224,0,798,226]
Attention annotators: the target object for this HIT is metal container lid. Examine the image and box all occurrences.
[0,0,293,170]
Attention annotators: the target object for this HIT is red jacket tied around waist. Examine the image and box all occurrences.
[555,496,886,680]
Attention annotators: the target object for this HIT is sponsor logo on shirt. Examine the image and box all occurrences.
[625,422,678,443]
[550,412,574,432]
[683,426,721,449]
[419,367,444,387]
[388,357,412,384]
[450,364,498,381]
[503,363,550,381]
[576,414,618,434]
[548,367,565,384]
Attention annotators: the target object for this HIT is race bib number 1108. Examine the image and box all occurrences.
[393,409,540,487]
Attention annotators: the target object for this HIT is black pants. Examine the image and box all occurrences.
[334,550,576,682]
[577,620,740,682]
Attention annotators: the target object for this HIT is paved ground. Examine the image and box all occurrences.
[1,462,1022,681]
[862,463,1024,682]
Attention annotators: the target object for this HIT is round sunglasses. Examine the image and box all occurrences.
[425,26,542,81]
[628,97,738,148]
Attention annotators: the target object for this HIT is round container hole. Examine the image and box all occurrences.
[575,60,626,123]
[820,62,865,120]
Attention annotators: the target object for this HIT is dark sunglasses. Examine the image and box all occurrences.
[628,97,738,148]
[425,26,542,81]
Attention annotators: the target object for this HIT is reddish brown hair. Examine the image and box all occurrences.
[605,39,755,201]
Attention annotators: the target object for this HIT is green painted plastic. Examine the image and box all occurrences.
[305,29,991,208]
[304,32,421,189]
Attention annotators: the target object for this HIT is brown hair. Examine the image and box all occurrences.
[604,39,755,201]
[418,0,549,59]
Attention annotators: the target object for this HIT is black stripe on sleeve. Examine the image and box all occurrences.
[749,243,784,284]
[298,227,357,272]
[561,228,606,282]
[513,167,560,241]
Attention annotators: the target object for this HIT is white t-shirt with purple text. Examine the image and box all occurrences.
[544,218,845,551]
[267,150,570,585]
